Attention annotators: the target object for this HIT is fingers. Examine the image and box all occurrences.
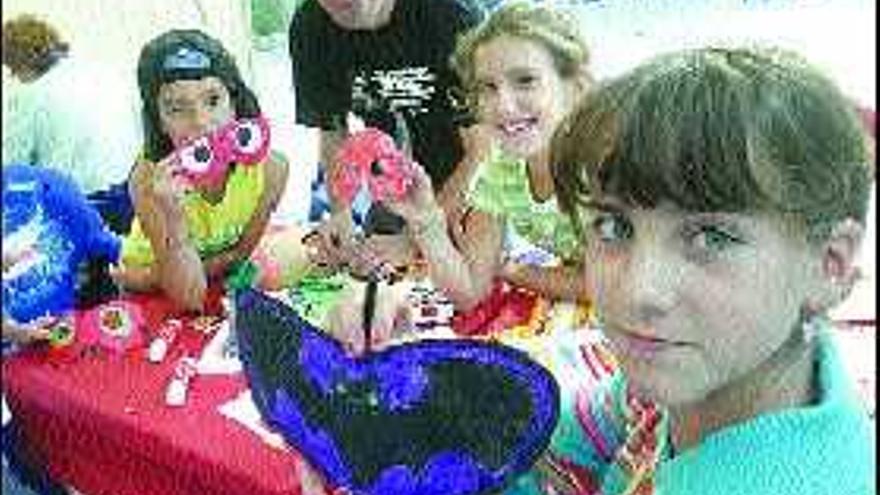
[302,216,356,273]
[150,157,189,198]
[3,316,56,345]
[294,456,331,495]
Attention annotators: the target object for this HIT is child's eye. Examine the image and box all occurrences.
[687,224,744,253]
[591,213,633,243]
[207,94,222,108]
[475,81,497,96]
[515,74,538,87]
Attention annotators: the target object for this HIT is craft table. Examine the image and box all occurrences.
[2,292,310,495]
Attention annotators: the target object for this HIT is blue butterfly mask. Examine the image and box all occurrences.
[2,165,120,323]
[234,288,560,495]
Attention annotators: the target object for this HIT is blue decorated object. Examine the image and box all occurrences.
[2,165,121,323]
[234,288,560,495]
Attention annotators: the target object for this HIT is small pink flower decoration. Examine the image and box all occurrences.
[76,300,147,355]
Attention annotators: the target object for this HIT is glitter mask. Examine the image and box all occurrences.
[234,288,560,495]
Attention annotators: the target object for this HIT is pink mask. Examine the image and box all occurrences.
[330,127,414,206]
[172,116,271,188]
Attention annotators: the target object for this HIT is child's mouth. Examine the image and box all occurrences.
[608,326,690,361]
[497,118,539,141]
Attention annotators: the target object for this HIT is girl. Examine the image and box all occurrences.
[113,29,289,312]
[387,2,593,313]
[512,46,875,494]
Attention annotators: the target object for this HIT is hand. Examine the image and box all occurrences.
[459,122,495,168]
[323,279,410,355]
[2,314,58,345]
[148,155,190,201]
[160,247,207,312]
[294,456,356,495]
[303,211,357,274]
[383,163,444,232]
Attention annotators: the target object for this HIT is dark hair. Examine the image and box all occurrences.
[2,14,69,79]
[136,29,260,161]
[551,46,872,244]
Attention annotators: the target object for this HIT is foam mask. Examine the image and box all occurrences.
[172,116,270,188]
[330,127,415,206]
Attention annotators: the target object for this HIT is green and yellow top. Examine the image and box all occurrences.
[121,161,265,266]
[467,148,579,262]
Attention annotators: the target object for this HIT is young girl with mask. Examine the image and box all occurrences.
[386,3,594,328]
[113,29,289,312]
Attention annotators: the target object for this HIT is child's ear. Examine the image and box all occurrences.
[815,218,864,309]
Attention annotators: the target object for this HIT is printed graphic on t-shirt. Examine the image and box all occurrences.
[352,67,438,116]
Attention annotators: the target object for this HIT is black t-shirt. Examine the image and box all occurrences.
[289,0,483,188]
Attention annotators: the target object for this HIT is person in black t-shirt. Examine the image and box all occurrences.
[289,0,483,268]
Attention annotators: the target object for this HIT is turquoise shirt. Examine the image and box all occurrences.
[507,324,876,494]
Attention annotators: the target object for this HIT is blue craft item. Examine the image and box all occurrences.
[2,165,121,323]
[234,288,560,495]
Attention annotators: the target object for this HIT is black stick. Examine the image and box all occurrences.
[361,274,379,354]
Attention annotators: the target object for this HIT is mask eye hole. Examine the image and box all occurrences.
[233,120,266,154]
[177,137,214,173]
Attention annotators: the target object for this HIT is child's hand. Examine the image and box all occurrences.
[383,163,444,232]
[149,155,190,201]
[160,247,207,312]
[324,279,410,355]
[2,315,57,345]
[303,211,356,274]
[294,455,353,495]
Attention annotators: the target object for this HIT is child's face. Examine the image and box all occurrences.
[473,35,580,159]
[157,76,234,148]
[582,198,828,407]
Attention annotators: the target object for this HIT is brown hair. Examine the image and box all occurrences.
[551,46,872,243]
[2,14,69,78]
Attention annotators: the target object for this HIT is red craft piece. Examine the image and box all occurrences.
[330,127,414,205]
[172,116,270,189]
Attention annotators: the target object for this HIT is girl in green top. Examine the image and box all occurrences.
[112,30,289,312]
[386,3,594,311]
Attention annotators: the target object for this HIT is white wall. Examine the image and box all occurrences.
[570,0,875,106]
[564,0,876,321]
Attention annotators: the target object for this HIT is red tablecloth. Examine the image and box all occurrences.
[2,293,305,495]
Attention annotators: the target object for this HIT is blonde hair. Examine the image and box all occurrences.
[450,2,591,94]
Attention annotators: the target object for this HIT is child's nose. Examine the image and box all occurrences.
[189,108,217,136]
[626,244,681,323]
[495,86,519,115]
